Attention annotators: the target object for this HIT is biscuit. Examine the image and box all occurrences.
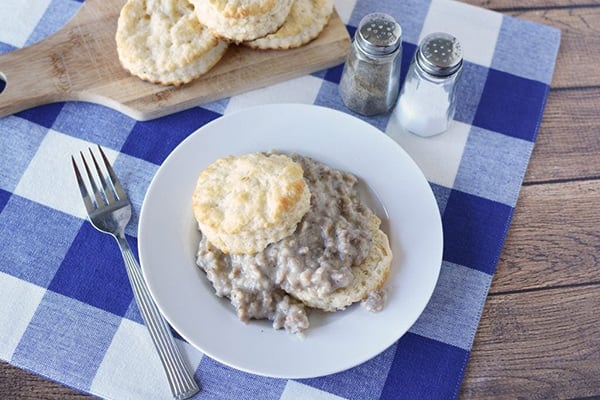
[192,152,311,254]
[116,0,229,86]
[189,0,295,43]
[244,0,334,50]
[286,214,393,312]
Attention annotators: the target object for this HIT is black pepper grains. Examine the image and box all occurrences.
[338,13,402,116]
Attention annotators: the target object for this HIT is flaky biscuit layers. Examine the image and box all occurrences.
[192,153,311,254]
[189,0,295,42]
[116,0,229,86]
[245,0,334,50]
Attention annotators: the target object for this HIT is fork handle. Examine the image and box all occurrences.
[116,235,200,399]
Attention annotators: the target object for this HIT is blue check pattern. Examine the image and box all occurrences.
[0,0,560,399]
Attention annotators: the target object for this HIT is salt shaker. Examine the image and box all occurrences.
[338,13,402,116]
[394,32,463,137]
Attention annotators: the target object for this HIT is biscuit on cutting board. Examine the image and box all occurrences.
[189,0,295,43]
[116,0,229,86]
[245,0,334,50]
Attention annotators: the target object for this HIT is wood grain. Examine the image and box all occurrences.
[0,361,88,399]
[461,284,600,399]
[454,2,600,399]
[491,180,600,293]
[524,88,600,183]
[0,0,350,120]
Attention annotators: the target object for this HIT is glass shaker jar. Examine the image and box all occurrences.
[394,32,463,137]
[338,13,402,116]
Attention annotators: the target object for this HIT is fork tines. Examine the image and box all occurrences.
[72,145,126,212]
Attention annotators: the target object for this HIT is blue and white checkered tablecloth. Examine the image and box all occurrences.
[0,0,560,399]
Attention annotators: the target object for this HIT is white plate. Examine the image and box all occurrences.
[138,103,443,379]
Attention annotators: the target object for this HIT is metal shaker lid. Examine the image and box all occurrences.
[355,13,402,55]
[416,32,463,77]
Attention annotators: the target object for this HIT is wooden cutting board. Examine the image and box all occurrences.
[0,0,350,120]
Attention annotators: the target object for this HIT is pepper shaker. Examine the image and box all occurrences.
[338,13,402,116]
[394,32,463,137]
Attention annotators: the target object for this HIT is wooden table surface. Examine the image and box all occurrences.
[2,0,599,399]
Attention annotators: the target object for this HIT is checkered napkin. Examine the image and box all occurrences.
[0,0,560,399]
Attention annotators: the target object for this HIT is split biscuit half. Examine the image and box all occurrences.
[192,152,311,255]
[189,0,295,43]
[285,214,393,312]
[245,0,334,50]
[116,0,229,86]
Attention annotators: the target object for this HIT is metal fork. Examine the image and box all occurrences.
[71,145,200,399]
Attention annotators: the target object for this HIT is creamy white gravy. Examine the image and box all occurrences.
[196,154,382,334]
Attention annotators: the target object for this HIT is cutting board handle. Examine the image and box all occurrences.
[0,43,63,117]
[0,0,125,118]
